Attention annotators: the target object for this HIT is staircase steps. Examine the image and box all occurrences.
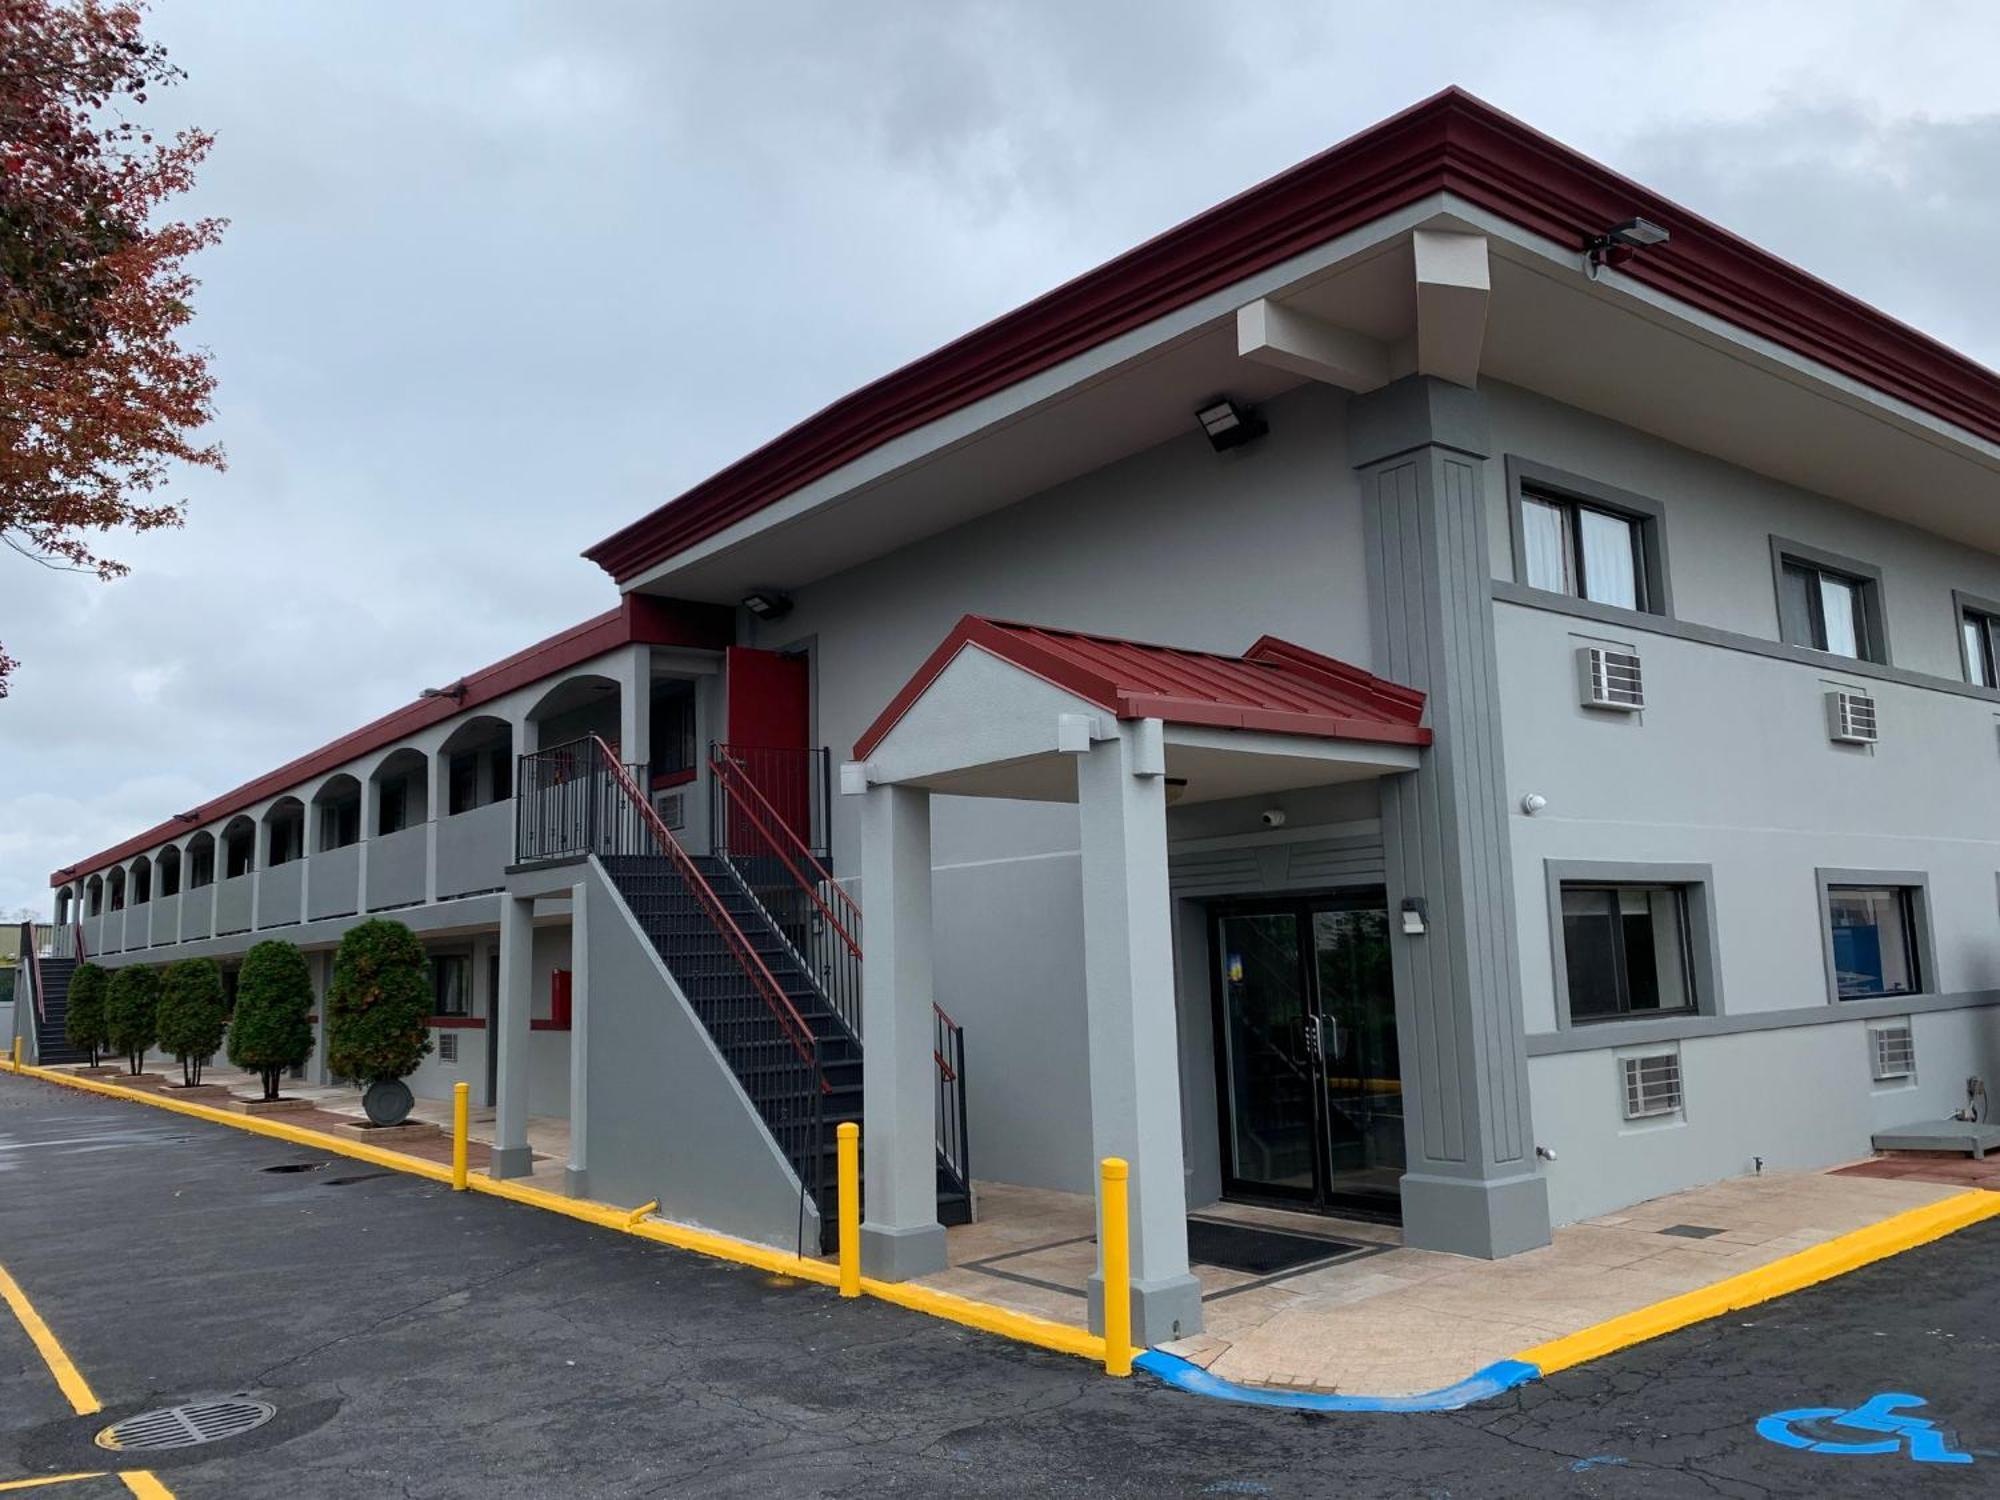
[29,957,89,1066]
[599,851,969,1250]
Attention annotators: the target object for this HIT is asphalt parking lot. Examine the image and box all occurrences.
[0,1075,1995,1498]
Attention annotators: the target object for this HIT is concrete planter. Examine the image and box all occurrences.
[226,1096,315,1115]
[159,1083,235,1102]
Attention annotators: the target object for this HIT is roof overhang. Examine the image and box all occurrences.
[51,595,732,888]
[593,87,2000,602]
[849,618,1426,804]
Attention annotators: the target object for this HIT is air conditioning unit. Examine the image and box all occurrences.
[654,791,685,830]
[1577,646,1644,712]
[1827,689,1879,744]
[1870,1022,1915,1082]
[1620,1051,1683,1121]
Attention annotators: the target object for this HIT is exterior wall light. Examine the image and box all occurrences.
[1195,396,1267,452]
[1520,792,1548,815]
[1585,216,1670,274]
[1400,896,1429,936]
[742,589,794,622]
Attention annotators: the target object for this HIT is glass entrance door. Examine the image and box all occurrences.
[1212,894,1403,1219]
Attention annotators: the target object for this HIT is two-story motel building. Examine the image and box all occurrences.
[33,90,2000,1344]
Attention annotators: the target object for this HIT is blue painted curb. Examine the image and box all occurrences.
[1133,1350,1543,1413]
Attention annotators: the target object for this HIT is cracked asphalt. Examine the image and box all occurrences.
[0,1076,1994,1497]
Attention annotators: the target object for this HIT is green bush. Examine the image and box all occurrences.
[64,963,110,1067]
[228,941,315,1101]
[104,965,161,1074]
[156,959,227,1087]
[326,919,431,1086]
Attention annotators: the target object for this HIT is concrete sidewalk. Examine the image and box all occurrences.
[922,1168,1968,1396]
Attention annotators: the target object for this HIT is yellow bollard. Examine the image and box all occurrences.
[1100,1157,1133,1377]
[451,1082,470,1191]
[837,1122,861,1297]
[9,1038,20,1074]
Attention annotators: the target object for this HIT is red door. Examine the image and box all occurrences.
[724,647,812,847]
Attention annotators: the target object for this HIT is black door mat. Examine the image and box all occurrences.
[1185,1217,1374,1276]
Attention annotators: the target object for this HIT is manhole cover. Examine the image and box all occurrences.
[97,1399,276,1452]
[261,1162,322,1174]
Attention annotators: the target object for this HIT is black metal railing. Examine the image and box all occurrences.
[515,735,829,1242]
[711,743,862,1038]
[934,1002,970,1193]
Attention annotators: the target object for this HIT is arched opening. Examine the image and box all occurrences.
[312,773,363,851]
[54,888,72,925]
[157,844,182,898]
[186,831,216,889]
[370,748,429,835]
[222,816,257,880]
[85,874,103,916]
[130,855,152,906]
[263,796,306,866]
[108,866,126,912]
[527,674,621,756]
[439,716,513,815]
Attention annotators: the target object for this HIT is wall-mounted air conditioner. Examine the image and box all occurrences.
[654,791,686,831]
[1869,1022,1915,1082]
[1578,646,1645,712]
[1620,1051,1683,1121]
[1827,689,1879,745]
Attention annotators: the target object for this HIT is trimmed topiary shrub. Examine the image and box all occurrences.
[327,919,431,1089]
[64,963,110,1067]
[156,958,227,1087]
[229,941,314,1102]
[104,965,161,1075]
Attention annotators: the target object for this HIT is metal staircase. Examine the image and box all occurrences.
[15,922,89,1066]
[515,736,971,1253]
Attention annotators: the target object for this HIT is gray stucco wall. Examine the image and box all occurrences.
[437,801,512,899]
[1485,379,2000,1224]
[571,857,815,1249]
[365,825,427,911]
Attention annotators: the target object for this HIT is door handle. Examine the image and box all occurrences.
[1323,1015,1343,1061]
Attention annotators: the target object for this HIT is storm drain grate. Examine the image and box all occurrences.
[97,1398,275,1451]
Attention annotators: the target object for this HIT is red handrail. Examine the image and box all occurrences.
[589,737,825,1084]
[710,750,862,957]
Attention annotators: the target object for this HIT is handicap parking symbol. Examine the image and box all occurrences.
[1757,1392,1972,1464]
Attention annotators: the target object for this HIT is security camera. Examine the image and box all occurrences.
[1259,809,1287,829]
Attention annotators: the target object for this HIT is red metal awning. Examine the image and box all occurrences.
[853,617,1431,759]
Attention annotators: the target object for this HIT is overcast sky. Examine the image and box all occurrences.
[5,1,1999,916]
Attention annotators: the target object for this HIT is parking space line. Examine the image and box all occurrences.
[0,1263,100,1416]
[0,1263,176,1499]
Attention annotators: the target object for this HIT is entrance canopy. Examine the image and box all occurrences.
[849,617,1428,803]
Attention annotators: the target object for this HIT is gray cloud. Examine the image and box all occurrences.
[5,0,1998,912]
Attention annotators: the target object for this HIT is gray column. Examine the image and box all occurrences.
[1350,375,1549,1258]
[1078,722,1201,1344]
[619,646,652,769]
[858,782,947,1279]
[491,892,534,1179]
[565,880,590,1199]
[425,752,446,904]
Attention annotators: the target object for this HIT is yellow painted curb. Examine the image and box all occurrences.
[1517,1187,2000,1376]
[9,1063,1106,1368]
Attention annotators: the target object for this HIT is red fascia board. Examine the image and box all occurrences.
[586,88,2000,588]
[52,595,732,887]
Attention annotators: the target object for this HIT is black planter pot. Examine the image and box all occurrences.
[362,1078,414,1126]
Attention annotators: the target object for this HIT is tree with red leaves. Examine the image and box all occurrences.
[1,0,223,697]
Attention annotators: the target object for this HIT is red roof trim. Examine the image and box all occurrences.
[586,87,2000,587]
[851,616,1431,761]
[52,595,732,887]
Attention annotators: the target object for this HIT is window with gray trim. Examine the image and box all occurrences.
[1825,885,1924,999]
[1955,589,2000,687]
[1771,537,1888,664]
[1544,860,1723,1029]
[1507,458,1672,617]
